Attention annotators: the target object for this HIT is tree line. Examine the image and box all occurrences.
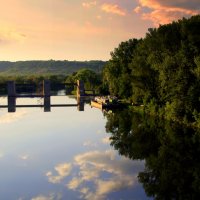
[0,60,105,76]
[0,68,104,94]
[103,15,200,124]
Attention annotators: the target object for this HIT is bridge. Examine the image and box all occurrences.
[0,80,92,112]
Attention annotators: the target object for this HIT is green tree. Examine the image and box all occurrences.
[103,39,140,98]
[103,15,200,123]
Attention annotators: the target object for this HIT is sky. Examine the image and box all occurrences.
[0,0,199,61]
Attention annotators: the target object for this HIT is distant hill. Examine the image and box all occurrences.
[0,60,106,76]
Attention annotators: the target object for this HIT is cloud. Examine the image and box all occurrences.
[96,15,102,20]
[46,163,72,184]
[139,0,161,9]
[31,193,62,200]
[101,3,126,16]
[137,0,200,25]
[82,1,97,8]
[141,0,200,10]
[0,27,26,45]
[142,8,197,25]
[134,6,142,14]
[50,20,109,38]
[0,111,27,124]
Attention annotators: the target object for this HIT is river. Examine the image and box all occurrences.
[0,92,151,200]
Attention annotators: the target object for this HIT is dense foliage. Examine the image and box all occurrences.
[103,15,200,124]
[0,68,103,95]
[0,60,106,75]
[65,68,103,93]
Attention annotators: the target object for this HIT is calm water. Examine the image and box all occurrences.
[1,92,200,200]
[0,94,149,200]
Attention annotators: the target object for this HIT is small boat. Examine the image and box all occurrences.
[91,96,120,110]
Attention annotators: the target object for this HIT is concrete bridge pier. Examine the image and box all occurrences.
[44,96,51,112]
[77,96,84,111]
[8,97,16,112]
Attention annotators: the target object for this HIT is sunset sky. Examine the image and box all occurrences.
[0,0,199,61]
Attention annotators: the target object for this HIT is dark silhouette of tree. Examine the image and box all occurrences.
[105,108,200,199]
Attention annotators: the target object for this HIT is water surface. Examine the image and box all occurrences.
[0,95,148,200]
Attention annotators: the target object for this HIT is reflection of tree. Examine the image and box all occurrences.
[105,109,200,199]
[105,109,161,160]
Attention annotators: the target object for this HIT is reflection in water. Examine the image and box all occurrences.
[44,96,51,112]
[0,96,149,200]
[8,97,16,112]
[104,108,200,199]
[1,96,85,112]
[77,96,84,111]
[46,150,145,200]
[0,110,27,124]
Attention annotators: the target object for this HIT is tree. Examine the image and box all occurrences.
[103,15,200,123]
[103,39,140,98]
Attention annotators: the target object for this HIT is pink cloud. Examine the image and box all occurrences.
[139,0,161,9]
[96,15,102,20]
[101,3,126,16]
[82,1,97,8]
[0,27,26,45]
[134,6,142,14]
[138,0,200,25]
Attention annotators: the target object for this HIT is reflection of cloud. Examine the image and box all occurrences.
[80,187,90,195]
[0,111,27,124]
[101,136,110,144]
[46,150,144,200]
[46,163,72,184]
[96,129,103,134]
[19,154,29,160]
[95,178,133,196]
[47,149,144,200]
[101,3,126,16]
[31,193,62,200]
[137,0,200,25]
[73,150,143,200]
[67,177,83,190]
[83,140,97,147]
[74,150,116,167]
[0,151,4,158]
[72,151,142,199]
[18,198,25,200]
